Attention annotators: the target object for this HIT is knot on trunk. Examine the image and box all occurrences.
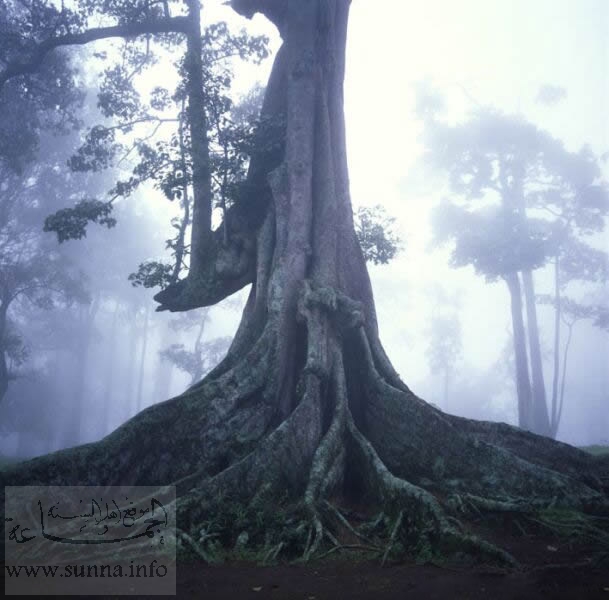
[298,280,365,332]
[215,230,256,279]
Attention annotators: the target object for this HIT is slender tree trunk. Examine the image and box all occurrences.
[504,272,533,431]
[443,369,450,410]
[63,298,99,447]
[0,346,8,405]
[153,322,174,402]
[550,254,562,437]
[521,269,551,436]
[185,0,213,275]
[0,302,9,404]
[16,430,29,458]
[190,313,206,385]
[556,318,575,437]
[123,313,139,421]
[102,299,120,436]
[136,304,150,412]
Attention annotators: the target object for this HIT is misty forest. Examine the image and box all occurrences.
[1,0,609,582]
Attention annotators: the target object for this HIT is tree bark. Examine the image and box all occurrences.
[185,0,214,276]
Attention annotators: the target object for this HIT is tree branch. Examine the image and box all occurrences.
[228,0,287,35]
[0,17,190,91]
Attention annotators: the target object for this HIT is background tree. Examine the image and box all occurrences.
[160,308,232,386]
[425,314,463,410]
[424,103,609,437]
[0,5,88,405]
[0,133,90,406]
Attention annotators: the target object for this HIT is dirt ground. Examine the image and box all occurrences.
[7,526,605,599]
[171,559,608,600]
[167,519,609,599]
[5,558,608,599]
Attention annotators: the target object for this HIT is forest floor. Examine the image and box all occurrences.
[4,537,607,599]
[3,505,609,599]
[3,447,609,599]
[148,510,609,600]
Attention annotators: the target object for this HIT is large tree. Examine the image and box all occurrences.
[2,0,609,565]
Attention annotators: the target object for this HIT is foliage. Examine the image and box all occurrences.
[425,107,609,279]
[160,309,232,384]
[0,4,83,172]
[432,201,549,280]
[128,260,174,289]
[0,130,91,403]
[50,19,268,287]
[2,1,270,291]
[354,205,402,265]
[43,199,116,242]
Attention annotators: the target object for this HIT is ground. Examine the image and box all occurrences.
[2,450,609,599]
[3,538,608,599]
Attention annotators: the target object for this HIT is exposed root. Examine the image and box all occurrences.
[347,407,518,568]
[448,493,551,515]
[315,543,381,561]
[262,542,285,565]
[177,529,215,564]
[382,510,403,565]
[302,344,347,558]
[526,510,609,548]
[322,500,374,544]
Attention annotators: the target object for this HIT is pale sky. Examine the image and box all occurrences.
[338,1,609,443]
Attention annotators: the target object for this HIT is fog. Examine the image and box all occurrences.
[0,0,607,458]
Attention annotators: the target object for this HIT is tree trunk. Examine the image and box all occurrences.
[3,0,608,567]
[504,272,533,431]
[550,254,562,437]
[556,318,575,438]
[0,302,9,405]
[521,269,551,437]
[135,304,150,412]
[15,430,30,458]
[153,321,174,402]
[123,309,139,421]
[190,313,206,385]
[0,345,8,405]
[101,299,120,436]
[185,0,214,275]
[442,369,450,411]
[62,298,98,448]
